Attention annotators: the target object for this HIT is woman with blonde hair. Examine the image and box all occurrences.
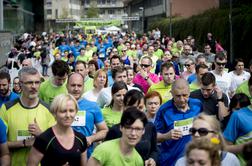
[27,94,88,166]
[175,113,240,166]
[83,69,108,102]
[186,138,221,166]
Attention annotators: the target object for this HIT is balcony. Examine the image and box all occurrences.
[122,0,133,5]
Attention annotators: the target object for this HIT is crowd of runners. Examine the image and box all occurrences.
[0,29,252,166]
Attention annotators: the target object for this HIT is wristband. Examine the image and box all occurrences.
[23,139,26,147]
[217,97,224,102]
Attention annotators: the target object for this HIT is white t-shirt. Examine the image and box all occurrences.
[96,85,140,108]
[83,89,102,102]
[211,70,232,98]
[229,71,250,92]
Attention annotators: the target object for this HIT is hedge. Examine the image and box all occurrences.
[149,5,252,65]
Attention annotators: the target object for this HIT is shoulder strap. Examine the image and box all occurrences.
[221,151,228,161]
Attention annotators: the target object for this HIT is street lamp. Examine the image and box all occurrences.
[139,7,144,34]
[229,0,233,63]
[0,0,3,30]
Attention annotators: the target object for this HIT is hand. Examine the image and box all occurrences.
[139,69,147,78]
[28,118,42,136]
[145,158,156,166]
[86,136,93,147]
[214,86,223,99]
[24,137,35,147]
[169,129,182,140]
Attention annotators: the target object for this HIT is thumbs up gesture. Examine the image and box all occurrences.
[28,118,42,136]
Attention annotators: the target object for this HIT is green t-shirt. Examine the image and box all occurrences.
[153,49,164,59]
[92,139,143,166]
[117,45,123,56]
[39,78,67,104]
[148,80,172,104]
[91,46,97,53]
[189,82,200,92]
[236,80,252,102]
[76,55,90,63]
[61,57,68,62]
[85,50,93,60]
[0,99,55,166]
[84,76,94,93]
[102,107,122,128]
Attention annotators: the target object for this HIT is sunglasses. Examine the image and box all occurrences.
[189,127,216,136]
[140,64,151,68]
[216,62,226,66]
[184,64,191,67]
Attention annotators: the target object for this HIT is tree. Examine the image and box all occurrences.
[86,0,99,18]
[60,7,70,18]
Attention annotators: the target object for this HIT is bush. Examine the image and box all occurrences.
[149,5,252,66]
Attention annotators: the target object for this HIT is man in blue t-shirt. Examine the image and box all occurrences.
[0,72,19,107]
[67,72,108,158]
[223,76,252,165]
[155,78,202,166]
[0,118,10,165]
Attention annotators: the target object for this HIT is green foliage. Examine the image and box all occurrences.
[149,5,252,65]
[86,0,99,18]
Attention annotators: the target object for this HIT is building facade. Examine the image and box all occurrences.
[44,0,82,32]
[123,0,219,34]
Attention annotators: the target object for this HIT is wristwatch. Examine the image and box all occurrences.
[217,97,224,102]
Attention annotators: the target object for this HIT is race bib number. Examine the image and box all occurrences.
[72,111,86,126]
[99,53,105,58]
[17,130,33,141]
[174,118,193,136]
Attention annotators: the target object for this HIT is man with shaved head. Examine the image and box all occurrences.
[154,78,202,166]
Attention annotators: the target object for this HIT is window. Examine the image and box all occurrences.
[111,0,116,4]
[84,0,90,5]
[108,9,114,14]
[46,1,52,6]
[47,9,52,14]
[99,9,105,15]
[97,0,102,4]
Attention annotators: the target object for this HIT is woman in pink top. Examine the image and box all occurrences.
[133,56,159,94]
